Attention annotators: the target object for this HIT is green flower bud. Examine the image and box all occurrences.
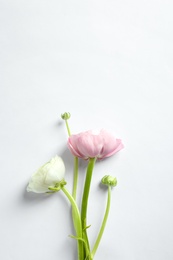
[101,175,117,187]
[61,112,71,120]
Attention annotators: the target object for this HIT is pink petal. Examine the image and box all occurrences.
[76,133,103,158]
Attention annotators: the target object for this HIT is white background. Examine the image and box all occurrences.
[0,0,173,259]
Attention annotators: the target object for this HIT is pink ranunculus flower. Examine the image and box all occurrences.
[67,129,124,160]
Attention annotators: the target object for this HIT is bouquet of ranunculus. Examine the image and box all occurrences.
[27,112,124,260]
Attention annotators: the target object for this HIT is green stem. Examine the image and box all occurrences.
[63,118,82,257]
[65,120,71,136]
[81,157,96,254]
[91,186,111,258]
[72,156,78,199]
[61,186,84,260]
[63,119,78,200]
[72,157,80,254]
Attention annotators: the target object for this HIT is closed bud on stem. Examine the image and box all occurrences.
[61,112,71,120]
[101,175,117,187]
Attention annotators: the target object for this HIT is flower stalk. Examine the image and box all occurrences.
[61,112,79,200]
[61,186,84,260]
[81,157,97,256]
[61,112,81,256]
[91,185,111,258]
[72,156,79,200]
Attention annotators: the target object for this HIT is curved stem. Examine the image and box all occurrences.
[81,158,96,254]
[91,186,111,258]
[61,186,84,260]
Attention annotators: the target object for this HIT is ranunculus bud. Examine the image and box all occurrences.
[68,129,124,160]
[101,175,117,187]
[61,112,71,120]
[27,156,65,193]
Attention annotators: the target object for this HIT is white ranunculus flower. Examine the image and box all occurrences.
[27,156,65,193]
